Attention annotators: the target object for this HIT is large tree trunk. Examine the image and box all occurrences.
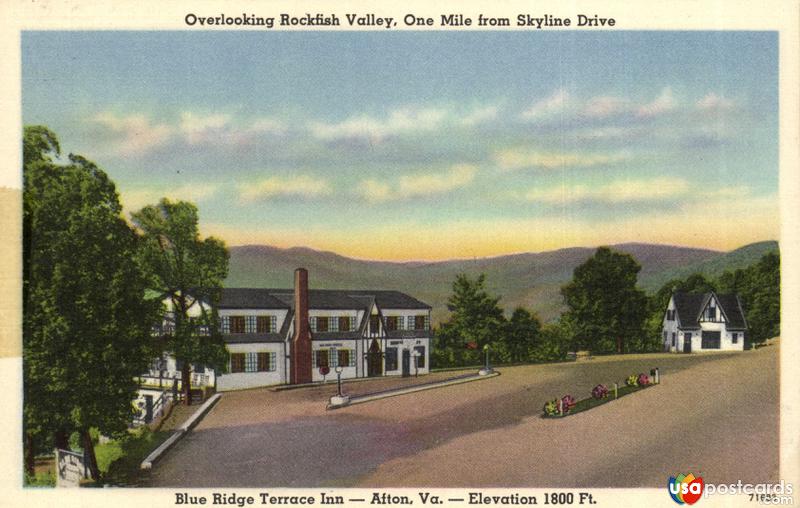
[24,432,35,477]
[81,429,100,481]
[53,429,69,451]
[182,361,191,406]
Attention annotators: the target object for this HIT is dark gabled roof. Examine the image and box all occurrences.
[672,291,747,330]
[223,332,285,344]
[219,288,291,310]
[219,288,430,311]
[339,290,432,310]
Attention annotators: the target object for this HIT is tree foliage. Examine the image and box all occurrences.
[131,199,229,401]
[23,126,158,478]
[718,251,780,344]
[561,247,648,354]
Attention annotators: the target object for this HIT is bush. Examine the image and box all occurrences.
[626,374,639,387]
[591,384,609,399]
[543,399,559,417]
[637,373,650,386]
[561,394,576,412]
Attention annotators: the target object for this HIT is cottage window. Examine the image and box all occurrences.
[230,353,245,373]
[706,305,716,321]
[315,349,329,368]
[230,316,245,334]
[732,332,739,344]
[339,316,351,332]
[414,315,428,330]
[244,353,259,373]
[672,333,676,347]
[385,316,399,331]
[316,317,329,332]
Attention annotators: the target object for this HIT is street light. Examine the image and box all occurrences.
[480,344,493,375]
[335,365,344,396]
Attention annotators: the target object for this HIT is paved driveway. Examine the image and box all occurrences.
[146,346,779,487]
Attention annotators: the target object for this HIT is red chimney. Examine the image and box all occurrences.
[290,268,313,384]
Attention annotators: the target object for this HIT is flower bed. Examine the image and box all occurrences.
[542,370,659,418]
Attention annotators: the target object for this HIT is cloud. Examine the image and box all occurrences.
[583,95,628,118]
[309,107,447,143]
[239,175,332,203]
[495,148,631,171]
[179,112,287,146]
[637,87,677,118]
[121,182,218,212]
[526,177,690,205]
[461,105,499,126]
[521,89,571,120]
[90,112,174,156]
[357,164,477,203]
[696,93,735,112]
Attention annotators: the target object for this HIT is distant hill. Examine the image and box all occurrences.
[225,241,778,324]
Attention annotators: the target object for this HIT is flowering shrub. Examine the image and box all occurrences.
[543,399,559,417]
[637,373,650,386]
[561,394,576,412]
[626,374,638,387]
[591,384,609,399]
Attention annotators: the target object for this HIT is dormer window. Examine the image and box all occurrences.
[706,305,716,321]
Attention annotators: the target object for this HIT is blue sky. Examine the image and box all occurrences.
[21,31,778,260]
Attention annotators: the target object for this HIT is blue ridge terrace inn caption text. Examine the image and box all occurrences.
[184,13,617,29]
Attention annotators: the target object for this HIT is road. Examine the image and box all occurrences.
[146,344,779,487]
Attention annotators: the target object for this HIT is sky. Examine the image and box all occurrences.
[20,31,779,261]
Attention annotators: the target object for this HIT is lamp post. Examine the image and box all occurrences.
[335,366,343,396]
[479,344,493,375]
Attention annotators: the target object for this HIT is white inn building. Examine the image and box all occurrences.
[145,268,432,392]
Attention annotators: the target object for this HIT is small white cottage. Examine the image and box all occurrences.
[662,291,748,353]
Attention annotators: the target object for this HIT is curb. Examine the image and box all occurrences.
[140,393,222,470]
[329,371,500,409]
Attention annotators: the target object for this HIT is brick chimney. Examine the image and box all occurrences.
[290,268,313,384]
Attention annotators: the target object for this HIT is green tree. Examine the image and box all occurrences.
[434,274,506,366]
[23,126,158,479]
[561,247,648,354]
[131,199,229,404]
[504,307,542,363]
[533,320,572,362]
[718,251,780,344]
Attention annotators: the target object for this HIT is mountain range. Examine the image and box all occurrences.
[225,240,779,324]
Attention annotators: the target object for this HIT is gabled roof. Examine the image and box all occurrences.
[219,288,430,311]
[219,288,291,310]
[672,291,747,330]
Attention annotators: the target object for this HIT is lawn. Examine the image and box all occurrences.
[94,427,172,486]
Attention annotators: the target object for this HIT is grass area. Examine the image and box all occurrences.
[25,470,56,487]
[543,383,656,418]
[93,427,172,486]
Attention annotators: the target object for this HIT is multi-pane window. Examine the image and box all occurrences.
[414,346,426,368]
[385,347,398,370]
[230,316,245,334]
[385,316,399,331]
[412,315,429,330]
[706,305,716,321]
[337,349,349,367]
[369,315,380,334]
[257,352,276,371]
[338,316,351,332]
[316,317,329,332]
[244,352,258,372]
[257,316,275,334]
[315,349,329,368]
[230,353,245,373]
[666,309,675,321]
[732,332,739,344]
